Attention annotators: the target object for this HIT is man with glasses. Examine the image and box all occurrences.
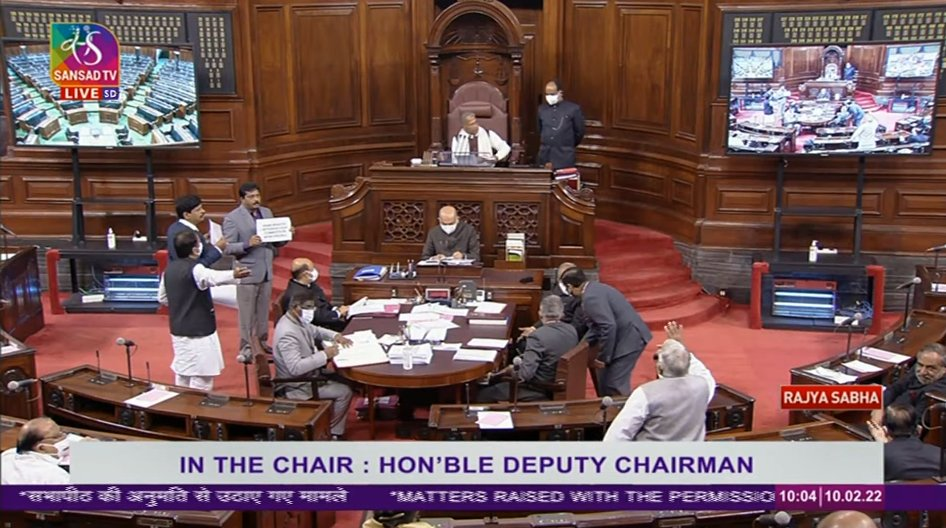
[871,343,946,428]
[1,417,70,484]
[421,205,480,262]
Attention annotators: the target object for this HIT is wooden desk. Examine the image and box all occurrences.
[343,267,542,330]
[420,510,781,528]
[41,366,332,440]
[0,331,38,419]
[1,246,45,340]
[788,310,946,424]
[914,265,946,313]
[925,391,945,448]
[712,415,870,442]
[329,163,596,269]
[428,385,754,440]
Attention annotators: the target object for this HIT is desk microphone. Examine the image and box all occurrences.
[7,379,37,392]
[145,361,152,389]
[599,396,614,437]
[95,349,102,376]
[237,353,254,406]
[925,243,946,252]
[898,277,922,335]
[509,357,522,413]
[464,382,473,418]
[116,337,137,346]
[840,312,863,361]
[754,511,791,526]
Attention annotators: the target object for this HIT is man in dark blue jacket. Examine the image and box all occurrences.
[537,80,585,170]
[167,195,227,267]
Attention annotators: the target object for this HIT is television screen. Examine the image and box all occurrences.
[726,42,941,156]
[3,40,200,148]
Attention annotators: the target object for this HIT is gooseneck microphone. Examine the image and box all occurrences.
[898,277,922,335]
[509,357,523,413]
[600,396,614,437]
[116,336,137,387]
[754,511,791,526]
[116,337,137,347]
[7,379,38,391]
[237,353,253,406]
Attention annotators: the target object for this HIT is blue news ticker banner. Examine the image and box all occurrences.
[1,484,942,511]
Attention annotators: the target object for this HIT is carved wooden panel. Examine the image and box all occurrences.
[611,168,664,198]
[673,6,702,141]
[896,191,946,217]
[671,178,694,208]
[436,201,482,231]
[785,189,883,216]
[292,5,361,130]
[494,202,540,247]
[715,188,772,215]
[198,109,235,142]
[264,173,294,202]
[185,179,240,206]
[383,201,426,243]
[253,6,291,138]
[563,0,609,126]
[615,7,672,133]
[299,165,363,195]
[366,2,410,126]
[88,178,175,204]
[0,176,12,203]
[22,177,72,204]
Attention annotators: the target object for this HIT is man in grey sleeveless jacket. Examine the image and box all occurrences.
[604,322,716,441]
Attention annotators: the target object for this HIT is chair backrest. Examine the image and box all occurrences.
[270,291,286,324]
[554,341,590,401]
[586,343,602,397]
[251,337,274,398]
[446,81,508,143]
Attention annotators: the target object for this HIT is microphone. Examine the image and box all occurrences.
[895,277,922,289]
[238,353,253,406]
[755,511,791,526]
[838,312,863,327]
[600,396,614,411]
[7,379,37,391]
[116,337,136,387]
[512,356,523,371]
[599,396,614,438]
[146,361,152,389]
[116,337,136,346]
[509,357,523,413]
[925,243,946,252]
[236,352,253,364]
[465,382,473,417]
[95,349,101,374]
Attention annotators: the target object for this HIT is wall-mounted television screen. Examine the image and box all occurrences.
[3,41,200,148]
[726,42,940,156]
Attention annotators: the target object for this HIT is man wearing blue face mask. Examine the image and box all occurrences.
[1,417,70,484]
[421,205,480,262]
[279,258,349,332]
[273,290,355,439]
[537,80,585,170]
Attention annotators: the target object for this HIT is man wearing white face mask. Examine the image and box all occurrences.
[159,230,250,391]
[451,112,511,162]
[1,417,70,484]
[273,290,355,439]
[280,258,349,332]
[537,80,585,170]
[421,205,480,262]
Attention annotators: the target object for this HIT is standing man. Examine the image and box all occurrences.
[451,112,511,161]
[421,205,480,262]
[159,230,249,390]
[224,182,289,355]
[280,258,349,332]
[537,80,585,170]
[561,268,651,396]
[167,195,227,266]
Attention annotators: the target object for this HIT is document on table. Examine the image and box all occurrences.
[859,347,911,364]
[477,411,514,429]
[472,301,506,314]
[399,312,444,323]
[433,343,462,352]
[454,348,497,362]
[334,330,389,368]
[466,338,509,349]
[469,319,506,326]
[842,359,884,373]
[378,334,401,346]
[256,217,293,243]
[932,283,946,293]
[124,387,180,408]
[1,343,22,355]
[804,367,858,384]
[208,219,223,244]
[348,297,400,317]
[412,304,469,317]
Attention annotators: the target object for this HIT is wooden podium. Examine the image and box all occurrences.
[0,246,44,341]
[914,265,946,313]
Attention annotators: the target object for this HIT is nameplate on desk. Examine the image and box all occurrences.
[539,403,567,415]
[267,401,297,415]
[89,372,117,385]
[199,394,230,408]
[780,429,812,442]
[81,294,105,303]
[932,282,946,293]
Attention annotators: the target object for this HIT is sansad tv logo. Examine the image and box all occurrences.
[49,23,120,101]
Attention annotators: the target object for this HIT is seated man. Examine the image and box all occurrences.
[362,511,434,528]
[477,296,579,403]
[872,343,946,426]
[280,258,349,332]
[421,205,480,262]
[867,404,941,481]
[273,290,355,439]
[450,111,511,161]
[817,511,878,528]
[1,417,70,484]
[604,321,715,441]
[516,262,588,357]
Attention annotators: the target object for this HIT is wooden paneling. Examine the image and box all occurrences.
[22,177,72,204]
[715,187,772,214]
[563,0,609,127]
[366,1,410,126]
[673,6,702,140]
[0,176,12,202]
[299,165,363,195]
[263,172,295,202]
[198,109,236,142]
[292,5,361,130]
[185,179,242,205]
[253,6,291,138]
[784,189,883,216]
[614,6,672,133]
[896,190,946,217]
[611,167,664,198]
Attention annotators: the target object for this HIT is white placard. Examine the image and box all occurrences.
[256,217,293,243]
[208,219,223,244]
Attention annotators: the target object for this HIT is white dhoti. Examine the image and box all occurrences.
[170,332,225,391]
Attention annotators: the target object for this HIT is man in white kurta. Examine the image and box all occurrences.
[451,112,511,161]
[159,230,250,390]
[851,113,879,151]
[1,418,70,484]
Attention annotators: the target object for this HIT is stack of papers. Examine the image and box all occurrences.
[1,343,22,355]
[433,343,462,352]
[842,359,884,373]
[454,348,497,362]
[472,301,506,314]
[859,347,911,364]
[477,411,514,429]
[388,344,434,366]
[466,338,509,349]
[469,319,506,326]
[804,367,858,384]
[124,387,180,408]
[399,312,447,323]
[417,257,475,266]
[932,283,946,293]
[348,297,400,317]
[334,330,389,368]
[412,304,469,317]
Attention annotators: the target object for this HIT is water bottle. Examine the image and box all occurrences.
[808,240,818,263]
[106,228,117,250]
[403,346,413,371]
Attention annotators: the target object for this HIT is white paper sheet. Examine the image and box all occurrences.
[477,411,514,429]
[842,359,884,373]
[931,282,946,293]
[454,348,497,362]
[256,217,293,243]
[334,331,389,368]
[1,344,22,355]
[469,319,507,326]
[804,367,858,384]
[378,334,401,346]
[859,347,911,364]
[411,319,459,330]
[399,312,442,323]
[473,301,506,314]
[412,304,469,317]
[433,343,462,352]
[208,219,223,244]
[466,338,509,349]
[123,388,180,408]
[349,297,400,317]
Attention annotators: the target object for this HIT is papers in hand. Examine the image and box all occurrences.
[208,219,223,244]
[124,387,180,408]
[333,330,389,368]
[804,366,858,384]
[842,359,884,374]
[473,301,506,314]
[859,347,911,364]
[466,338,509,349]
[477,411,514,429]
[453,348,497,362]
[388,344,433,366]
[256,216,293,243]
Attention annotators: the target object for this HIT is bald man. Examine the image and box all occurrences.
[519,262,588,344]
[1,417,70,484]
[279,258,349,332]
[451,112,511,161]
[817,511,878,528]
[421,206,480,262]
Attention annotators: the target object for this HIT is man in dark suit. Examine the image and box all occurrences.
[561,268,652,396]
[167,195,227,267]
[537,80,585,170]
[223,182,291,356]
[279,258,349,332]
[872,343,946,427]
[477,296,579,403]
[868,404,941,481]
[515,262,587,357]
